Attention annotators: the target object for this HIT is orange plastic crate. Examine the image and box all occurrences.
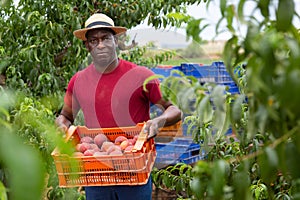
[51,124,156,187]
[157,121,183,137]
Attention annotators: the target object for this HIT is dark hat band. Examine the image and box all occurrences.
[86,21,113,28]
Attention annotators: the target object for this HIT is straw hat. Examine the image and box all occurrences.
[73,13,127,41]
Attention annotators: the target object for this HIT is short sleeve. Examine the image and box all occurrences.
[64,73,80,113]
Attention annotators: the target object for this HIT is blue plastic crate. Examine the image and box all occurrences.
[179,61,242,86]
[180,62,236,84]
[151,66,182,81]
[155,138,203,167]
[180,63,206,76]
[151,67,173,78]
[181,154,203,164]
[227,85,239,94]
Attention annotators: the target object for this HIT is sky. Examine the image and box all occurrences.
[131,1,300,41]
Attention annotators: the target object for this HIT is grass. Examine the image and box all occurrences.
[148,42,225,67]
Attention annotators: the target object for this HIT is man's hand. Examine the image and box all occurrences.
[144,118,166,139]
[55,114,71,133]
[144,104,182,139]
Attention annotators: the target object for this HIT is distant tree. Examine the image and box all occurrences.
[181,41,205,58]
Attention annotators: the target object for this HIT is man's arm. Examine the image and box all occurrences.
[55,104,77,132]
[145,99,182,139]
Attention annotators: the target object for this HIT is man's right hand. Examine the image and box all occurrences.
[55,114,71,133]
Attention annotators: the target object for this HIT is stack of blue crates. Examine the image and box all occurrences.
[178,62,239,94]
[154,138,203,168]
[150,61,239,167]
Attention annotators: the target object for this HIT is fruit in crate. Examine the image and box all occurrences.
[90,143,100,152]
[120,140,129,150]
[100,141,115,152]
[80,136,94,143]
[94,133,108,147]
[83,149,95,156]
[109,150,123,155]
[52,125,156,187]
[114,135,127,145]
[107,145,122,154]
[124,145,134,152]
[128,139,135,145]
[93,151,108,156]
[76,142,91,153]
[72,133,140,157]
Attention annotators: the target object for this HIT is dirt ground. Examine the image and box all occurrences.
[152,185,178,200]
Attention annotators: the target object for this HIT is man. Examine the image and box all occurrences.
[55,13,181,200]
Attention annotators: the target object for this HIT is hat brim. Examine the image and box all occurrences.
[73,25,127,41]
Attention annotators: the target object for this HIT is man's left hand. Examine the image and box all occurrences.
[144,118,164,139]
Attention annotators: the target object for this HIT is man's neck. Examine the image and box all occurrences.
[94,59,119,74]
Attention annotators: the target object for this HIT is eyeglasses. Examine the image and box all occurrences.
[87,35,115,47]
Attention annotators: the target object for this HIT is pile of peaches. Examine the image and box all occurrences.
[73,134,138,157]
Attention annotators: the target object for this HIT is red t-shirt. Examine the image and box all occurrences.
[64,59,162,128]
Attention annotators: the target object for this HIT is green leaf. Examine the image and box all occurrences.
[190,178,202,199]
[231,94,245,122]
[276,0,295,31]
[220,0,226,16]
[258,0,270,18]
[226,5,235,32]
[0,130,46,200]
[258,147,278,183]
[210,160,227,198]
[285,142,300,178]
[232,162,251,199]
[0,181,7,200]
[197,95,213,124]
[237,0,246,22]
[162,173,171,187]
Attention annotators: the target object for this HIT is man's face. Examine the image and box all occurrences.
[85,29,118,68]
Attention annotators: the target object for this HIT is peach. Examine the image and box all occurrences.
[114,135,127,145]
[80,136,94,143]
[100,141,114,152]
[90,143,100,152]
[124,145,134,152]
[78,142,91,153]
[75,143,82,152]
[127,139,136,146]
[93,151,108,156]
[120,140,129,150]
[109,150,123,156]
[107,145,122,154]
[133,135,138,142]
[94,133,108,148]
[83,149,95,156]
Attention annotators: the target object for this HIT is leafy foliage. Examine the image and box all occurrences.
[151,0,300,199]
[0,0,202,96]
[0,0,205,199]
[1,0,300,199]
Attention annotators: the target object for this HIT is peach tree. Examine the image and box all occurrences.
[0,0,201,97]
[152,0,300,199]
